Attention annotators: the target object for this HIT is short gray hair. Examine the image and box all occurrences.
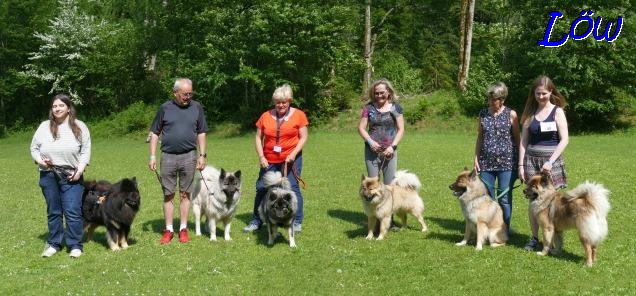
[272,84,293,101]
[487,81,508,100]
[173,78,193,92]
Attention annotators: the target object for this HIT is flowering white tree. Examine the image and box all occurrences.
[22,0,112,104]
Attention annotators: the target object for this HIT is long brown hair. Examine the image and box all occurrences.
[520,75,566,126]
[49,94,82,142]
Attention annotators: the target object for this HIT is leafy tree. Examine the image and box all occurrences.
[22,0,114,105]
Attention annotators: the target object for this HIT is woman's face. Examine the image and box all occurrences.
[373,84,389,104]
[51,99,70,121]
[274,98,291,116]
[488,96,504,111]
[534,86,552,105]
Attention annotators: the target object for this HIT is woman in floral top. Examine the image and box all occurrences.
[474,82,520,234]
[358,78,404,185]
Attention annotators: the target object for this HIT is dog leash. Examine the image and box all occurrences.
[199,170,214,196]
[478,173,521,200]
[284,160,307,189]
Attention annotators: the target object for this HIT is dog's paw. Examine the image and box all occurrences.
[365,234,374,240]
[224,236,232,241]
[536,251,548,256]
[455,241,468,246]
[475,245,483,251]
[490,243,505,248]
[209,236,218,242]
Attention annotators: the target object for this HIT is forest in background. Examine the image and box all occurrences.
[0,0,634,137]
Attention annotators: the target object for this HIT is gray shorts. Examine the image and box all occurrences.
[160,150,197,196]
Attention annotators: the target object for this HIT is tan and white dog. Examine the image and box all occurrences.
[360,170,428,240]
[523,174,610,267]
[448,169,508,250]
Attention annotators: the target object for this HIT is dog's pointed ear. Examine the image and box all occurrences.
[234,170,241,180]
[220,168,226,179]
[361,174,366,181]
[469,169,476,179]
[463,166,469,171]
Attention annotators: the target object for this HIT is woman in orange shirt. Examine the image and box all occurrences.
[243,84,309,233]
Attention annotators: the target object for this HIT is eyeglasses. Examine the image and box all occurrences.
[374,91,387,96]
[180,92,193,97]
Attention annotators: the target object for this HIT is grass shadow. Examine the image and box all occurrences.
[327,209,368,238]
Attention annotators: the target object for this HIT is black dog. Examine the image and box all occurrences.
[82,177,140,251]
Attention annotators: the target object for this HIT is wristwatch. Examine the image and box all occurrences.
[199,153,207,158]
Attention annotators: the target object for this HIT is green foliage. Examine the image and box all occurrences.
[373,50,424,95]
[89,101,156,138]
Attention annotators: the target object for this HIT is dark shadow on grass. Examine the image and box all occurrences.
[234,212,289,246]
[327,209,368,238]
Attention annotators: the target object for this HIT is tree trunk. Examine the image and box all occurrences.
[362,0,373,96]
[458,0,475,91]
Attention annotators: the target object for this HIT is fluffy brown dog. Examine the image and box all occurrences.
[448,169,507,250]
[360,170,427,240]
[523,174,610,267]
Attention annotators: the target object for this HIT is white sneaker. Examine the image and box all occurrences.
[69,249,82,258]
[41,245,58,258]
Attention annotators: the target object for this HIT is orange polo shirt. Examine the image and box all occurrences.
[256,107,309,164]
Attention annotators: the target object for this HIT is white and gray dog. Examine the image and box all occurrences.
[258,171,298,247]
[192,166,242,241]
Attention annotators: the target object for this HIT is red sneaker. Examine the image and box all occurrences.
[160,230,174,244]
[179,229,189,243]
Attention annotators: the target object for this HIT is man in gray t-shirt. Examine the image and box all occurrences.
[148,78,208,244]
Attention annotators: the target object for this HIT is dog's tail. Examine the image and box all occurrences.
[262,171,291,189]
[567,181,611,245]
[391,170,422,191]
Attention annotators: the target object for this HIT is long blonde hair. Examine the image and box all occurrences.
[520,75,566,126]
[367,78,399,103]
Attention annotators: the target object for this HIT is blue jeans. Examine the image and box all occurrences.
[479,170,514,232]
[251,154,304,225]
[39,170,84,251]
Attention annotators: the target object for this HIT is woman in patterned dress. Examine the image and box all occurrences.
[518,75,569,251]
[474,82,520,234]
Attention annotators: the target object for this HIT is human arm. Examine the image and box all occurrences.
[196,133,206,170]
[357,112,382,153]
[384,114,404,158]
[70,122,91,181]
[148,132,159,171]
[518,123,529,182]
[255,127,269,168]
[30,123,51,169]
[286,126,308,163]
[541,108,569,173]
[473,121,483,172]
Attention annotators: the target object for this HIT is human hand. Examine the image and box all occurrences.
[473,158,480,172]
[541,161,553,174]
[196,156,206,171]
[259,156,269,168]
[69,168,82,182]
[149,159,157,171]
[383,146,394,159]
[518,166,525,183]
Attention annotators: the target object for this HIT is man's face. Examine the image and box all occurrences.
[174,83,193,106]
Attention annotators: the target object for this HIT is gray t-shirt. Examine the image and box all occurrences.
[150,100,208,154]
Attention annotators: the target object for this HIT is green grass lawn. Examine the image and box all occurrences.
[1,130,635,295]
